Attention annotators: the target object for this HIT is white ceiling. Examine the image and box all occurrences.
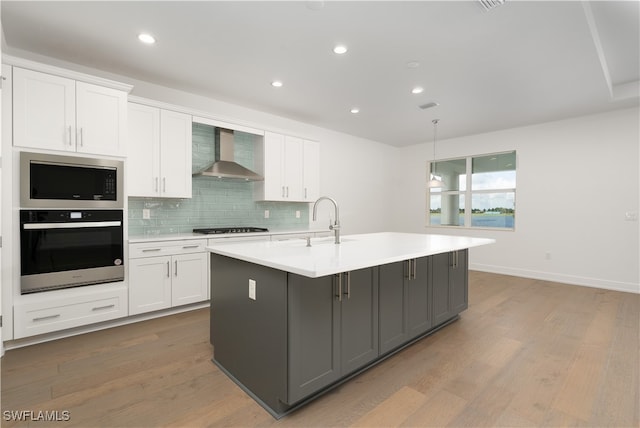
[2,1,638,147]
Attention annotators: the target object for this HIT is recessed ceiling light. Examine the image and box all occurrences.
[411,87,424,94]
[138,33,156,44]
[271,80,283,88]
[350,108,360,114]
[333,45,348,55]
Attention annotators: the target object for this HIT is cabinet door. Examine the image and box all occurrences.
[171,252,208,306]
[127,103,161,197]
[288,274,340,404]
[159,110,192,198]
[129,256,172,315]
[13,68,75,151]
[303,140,320,201]
[407,257,431,338]
[283,135,304,201]
[75,82,127,156]
[340,268,379,375]
[262,132,285,200]
[431,252,452,326]
[450,250,468,314]
[378,261,407,354]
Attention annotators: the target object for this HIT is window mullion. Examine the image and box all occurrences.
[465,156,472,228]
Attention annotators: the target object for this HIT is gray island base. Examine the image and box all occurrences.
[208,232,494,418]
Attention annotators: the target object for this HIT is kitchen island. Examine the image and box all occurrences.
[207,232,494,418]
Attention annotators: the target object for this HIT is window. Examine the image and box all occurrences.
[428,151,516,230]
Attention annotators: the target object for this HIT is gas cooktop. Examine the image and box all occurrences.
[193,227,269,235]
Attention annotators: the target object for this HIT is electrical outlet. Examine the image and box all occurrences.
[249,279,256,300]
[625,212,638,221]
[296,210,301,219]
[264,210,270,219]
[142,209,151,219]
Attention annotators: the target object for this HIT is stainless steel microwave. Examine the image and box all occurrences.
[20,151,124,209]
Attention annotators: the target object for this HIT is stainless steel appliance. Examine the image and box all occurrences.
[192,127,263,181]
[193,227,268,234]
[20,210,124,294]
[21,151,124,209]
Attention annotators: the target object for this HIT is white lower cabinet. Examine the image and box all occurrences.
[13,284,128,339]
[129,240,208,315]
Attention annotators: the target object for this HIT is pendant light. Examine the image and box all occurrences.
[428,119,444,188]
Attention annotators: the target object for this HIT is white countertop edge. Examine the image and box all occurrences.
[207,232,496,278]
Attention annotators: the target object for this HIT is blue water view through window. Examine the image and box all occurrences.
[428,151,516,230]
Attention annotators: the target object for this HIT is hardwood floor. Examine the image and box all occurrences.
[2,272,638,427]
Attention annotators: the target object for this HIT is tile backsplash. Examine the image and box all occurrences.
[128,123,309,236]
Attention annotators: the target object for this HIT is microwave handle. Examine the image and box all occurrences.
[23,221,122,230]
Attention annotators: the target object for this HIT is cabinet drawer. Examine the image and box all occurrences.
[129,239,206,258]
[14,286,128,338]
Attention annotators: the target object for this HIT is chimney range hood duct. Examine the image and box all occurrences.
[193,128,263,181]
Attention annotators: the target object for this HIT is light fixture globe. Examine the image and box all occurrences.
[429,119,444,188]
[428,177,444,188]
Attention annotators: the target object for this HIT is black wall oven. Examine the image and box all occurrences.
[20,210,124,294]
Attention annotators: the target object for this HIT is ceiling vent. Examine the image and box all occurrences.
[478,0,505,12]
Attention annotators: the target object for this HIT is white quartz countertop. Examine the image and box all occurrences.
[206,232,495,278]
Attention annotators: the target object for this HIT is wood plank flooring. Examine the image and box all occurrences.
[2,271,638,427]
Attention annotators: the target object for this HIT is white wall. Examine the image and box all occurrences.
[393,107,640,293]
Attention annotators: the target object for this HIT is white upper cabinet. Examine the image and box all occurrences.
[160,109,192,198]
[303,139,320,201]
[12,67,127,157]
[128,102,192,198]
[256,131,320,202]
[283,135,304,200]
[75,81,127,156]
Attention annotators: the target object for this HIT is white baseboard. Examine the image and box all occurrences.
[470,263,640,294]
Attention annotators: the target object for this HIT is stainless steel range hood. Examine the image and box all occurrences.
[193,128,263,181]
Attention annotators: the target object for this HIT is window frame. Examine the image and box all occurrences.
[427,151,516,231]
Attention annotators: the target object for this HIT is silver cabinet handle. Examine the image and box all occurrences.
[80,127,84,146]
[335,273,342,302]
[142,248,162,252]
[174,260,178,276]
[33,314,61,322]
[182,245,199,249]
[167,261,170,277]
[305,188,308,199]
[345,272,351,299]
[155,177,159,192]
[405,260,411,280]
[406,259,417,281]
[92,304,115,311]
[282,186,285,198]
[68,126,73,146]
[163,177,166,193]
[286,186,289,197]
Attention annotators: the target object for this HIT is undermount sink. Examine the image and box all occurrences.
[274,237,356,247]
[308,237,355,245]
